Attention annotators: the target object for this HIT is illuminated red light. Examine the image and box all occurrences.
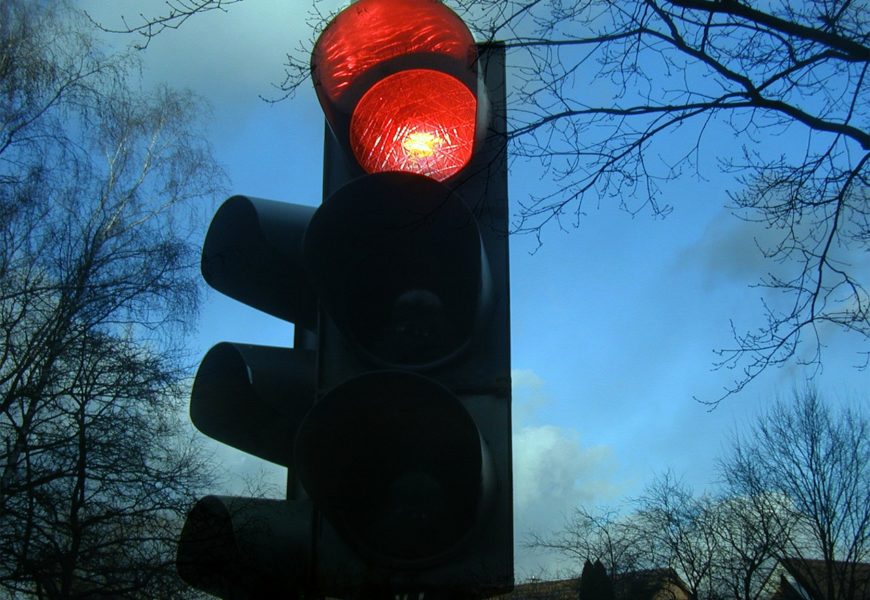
[350,70,476,181]
[312,0,478,181]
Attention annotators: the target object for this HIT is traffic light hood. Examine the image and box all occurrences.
[177,495,313,597]
[190,342,314,467]
[312,0,476,107]
[201,195,317,328]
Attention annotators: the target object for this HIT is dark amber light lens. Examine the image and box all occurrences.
[349,69,476,181]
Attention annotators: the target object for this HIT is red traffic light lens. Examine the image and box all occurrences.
[350,69,476,181]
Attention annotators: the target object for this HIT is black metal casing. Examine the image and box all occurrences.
[305,43,513,599]
[177,44,512,600]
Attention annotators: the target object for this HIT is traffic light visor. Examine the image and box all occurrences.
[201,196,317,327]
[312,0,476,104]
[190,343,314,467]
[177,496,312,596]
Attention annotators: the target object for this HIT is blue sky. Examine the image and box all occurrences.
[80,0,869,579]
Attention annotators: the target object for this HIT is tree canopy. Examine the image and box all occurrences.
[0,1,223,596]
[528,388,868,600]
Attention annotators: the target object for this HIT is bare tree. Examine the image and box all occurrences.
[529,389,867,598]
[525,506,651,581]
[705,493,795,600]
[525,477,723,599]
[527,474,793,599]
[719,387,870,600]
[84,0,243,50]
[0,1,223,596]
[577,558,616,600]
[461,0,869,404]
[3,333,213,598]
[93,0,869,404]
[633,473,721,600]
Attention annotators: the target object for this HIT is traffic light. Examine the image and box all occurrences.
[177,0,512,597]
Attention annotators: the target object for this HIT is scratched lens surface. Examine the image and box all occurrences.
[350,69,476,181]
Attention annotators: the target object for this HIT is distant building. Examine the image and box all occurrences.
[495,577,579,600]
[499,568,691,600]
[769,558,870,600]
[497,558,870,600]
[613,568,692,600]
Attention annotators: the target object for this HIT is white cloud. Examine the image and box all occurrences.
[511,368,548,421]
[511,369,619,579]
[514,425,613,514]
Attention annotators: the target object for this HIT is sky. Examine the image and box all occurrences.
[78,0,869,580]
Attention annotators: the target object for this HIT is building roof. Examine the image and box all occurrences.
[495,577,580,600]
[499,568,690,600]
[613,568,691,599]
[777,558,870,600]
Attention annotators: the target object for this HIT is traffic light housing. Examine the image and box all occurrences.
[177,1,512,596]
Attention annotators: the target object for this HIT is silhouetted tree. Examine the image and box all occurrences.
[578,558,615,599]
[578,559,595,597]
[525,506,649,580]
[0,1,223,596]
[530,388,867,599]
[593,560,615,600]
[707,493,795,600]
[634,473,719,600]
[719,387,869,600]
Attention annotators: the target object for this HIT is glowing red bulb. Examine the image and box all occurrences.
[350,70,476,181]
